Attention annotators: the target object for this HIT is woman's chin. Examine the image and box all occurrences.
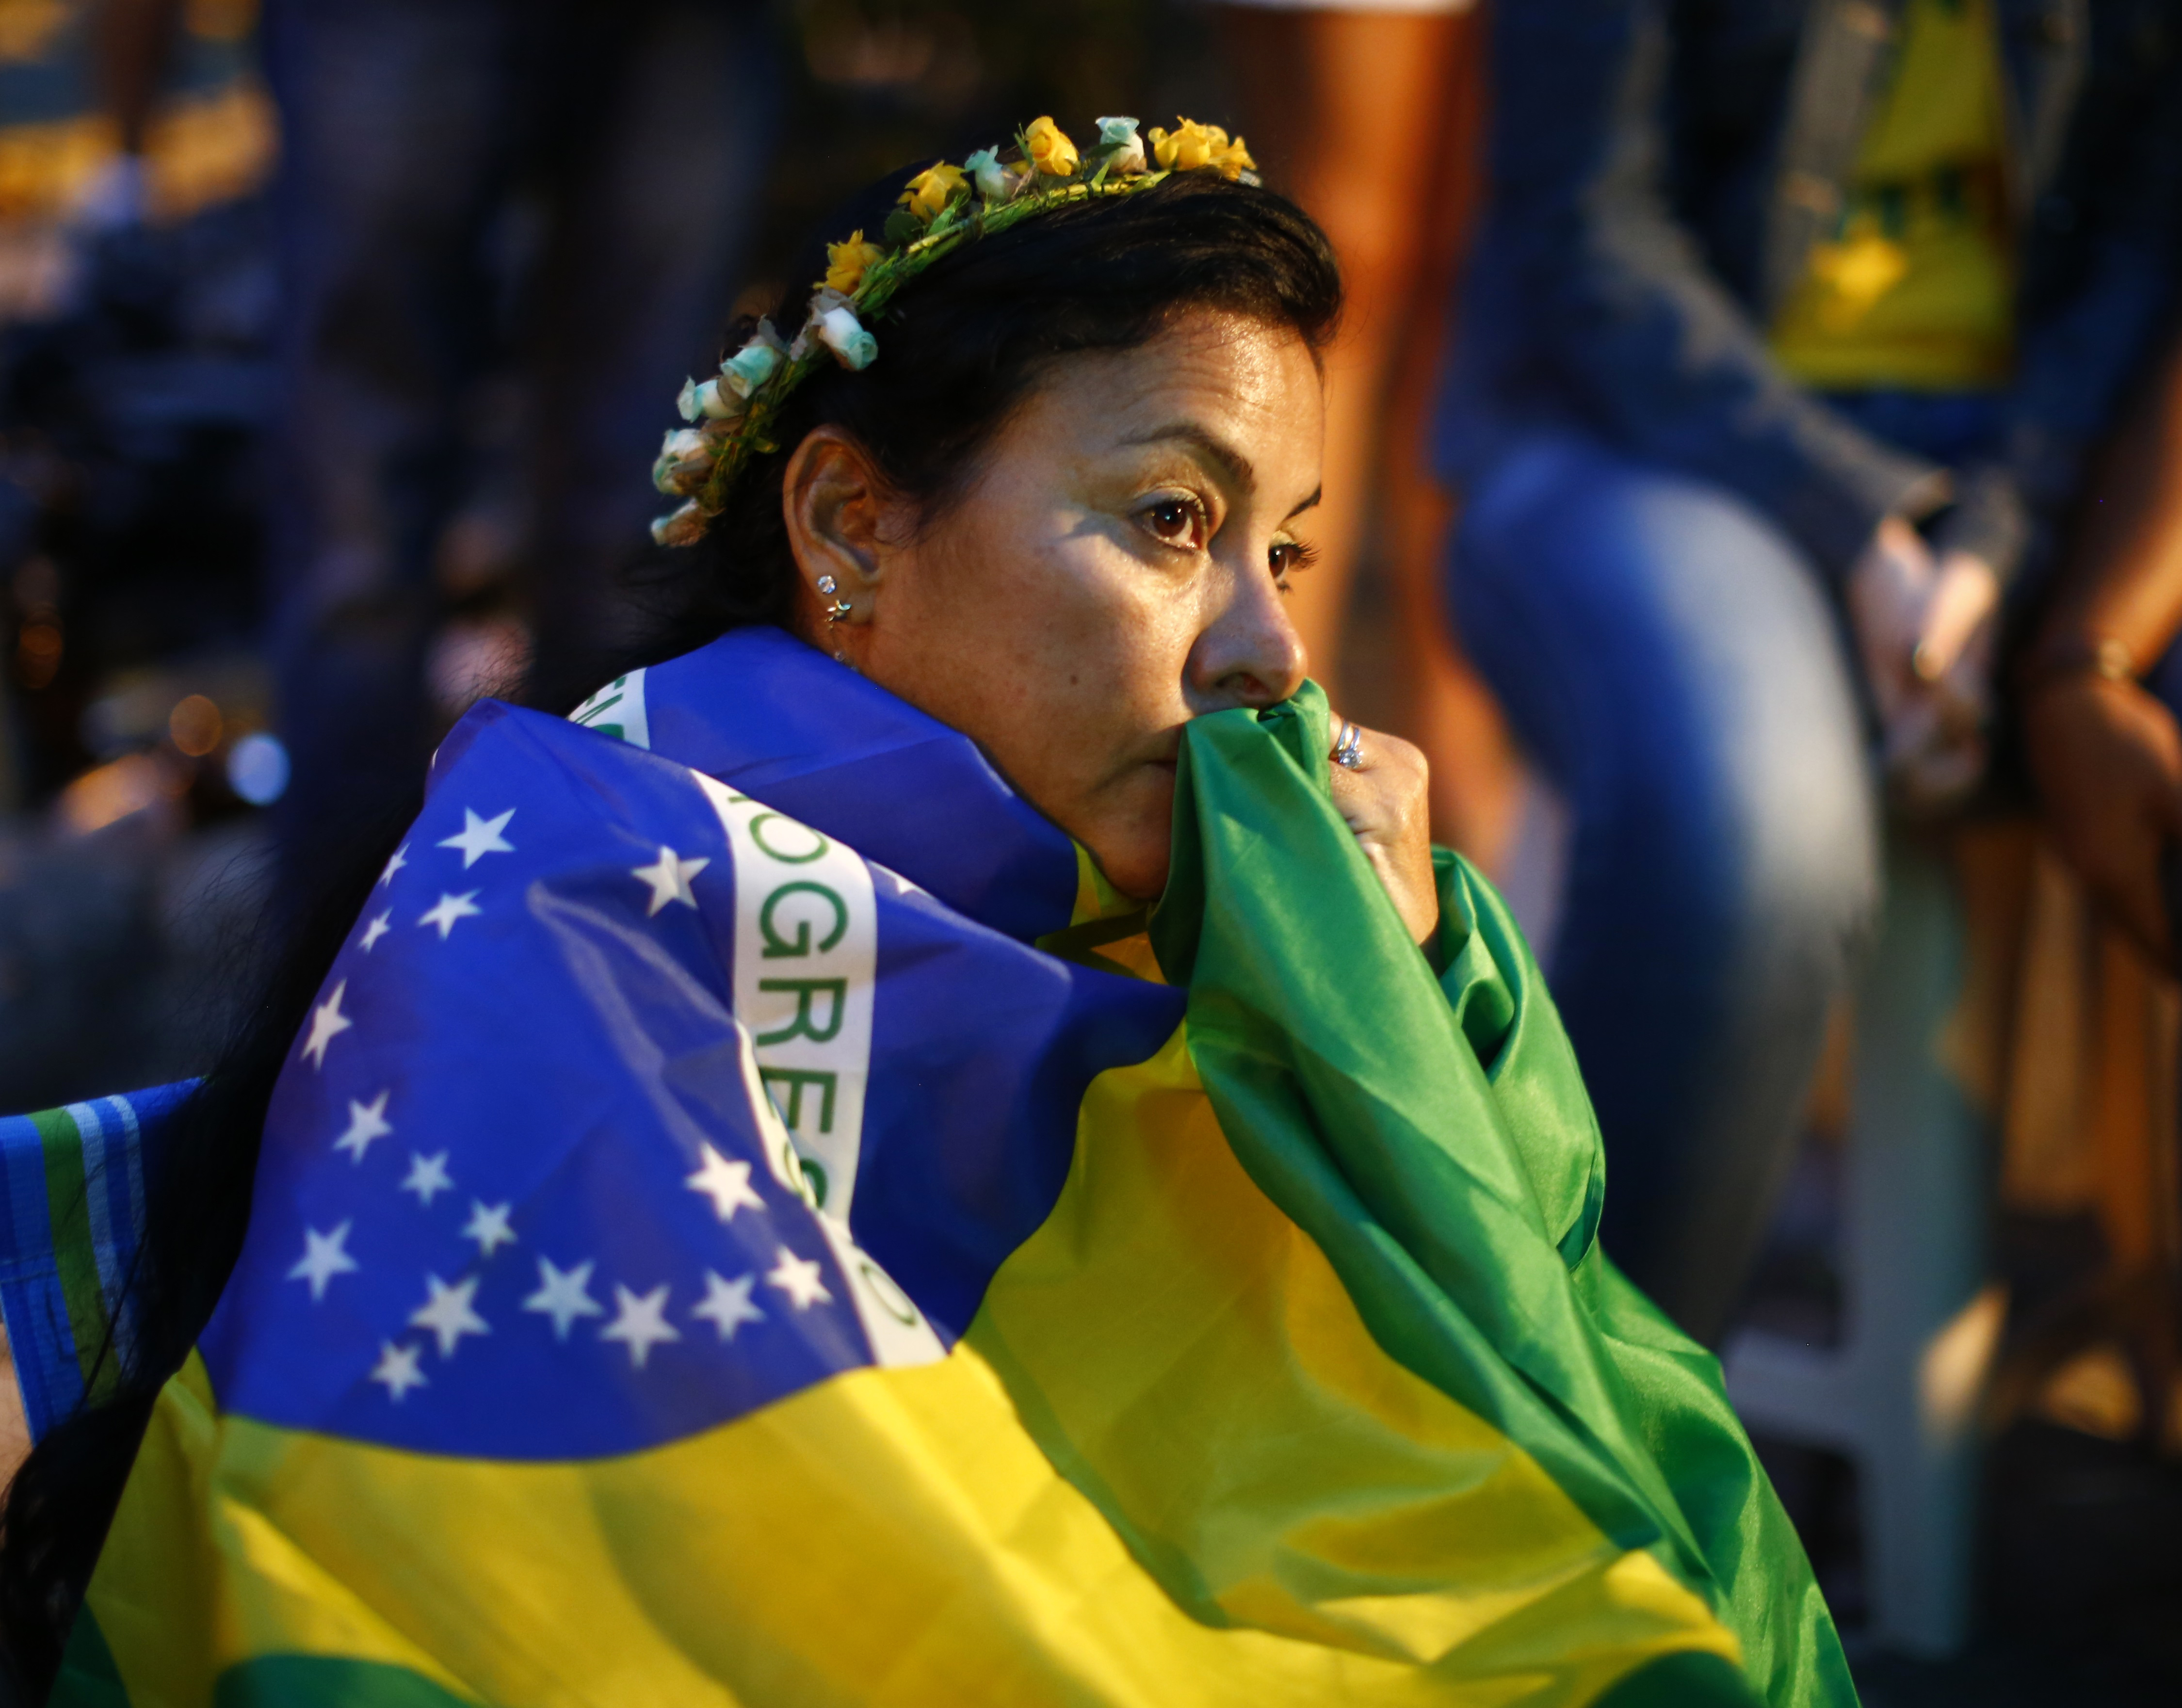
[1076,773,1175,903]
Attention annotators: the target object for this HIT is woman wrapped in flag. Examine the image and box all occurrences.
[1,119,1857,1707]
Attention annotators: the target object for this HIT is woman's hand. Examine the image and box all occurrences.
[1328,719,1440,947]
[2023,673,2182,967]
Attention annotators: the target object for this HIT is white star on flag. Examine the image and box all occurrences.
[370,1340,427,1402]
[286,1221,360,1302]
[599,1283,681,1369]
[687,1144,764,1223]
[332,1091,394,1163]
[522,1257,604,1340]
[438,807,516,868]
[301,980,353,1070]
[418,891,482,940]
[359,910,393,952]
[378,843,409,887]
[691,1270,765,1342]
[766,1248,832,1310]
[631,845,711,916]
[410,1274,489,1357]
[401,1151,454,1206]
[461,1200,517,1257]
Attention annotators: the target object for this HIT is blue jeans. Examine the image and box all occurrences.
[261,0,777,889]
[1449,435,1881,1339]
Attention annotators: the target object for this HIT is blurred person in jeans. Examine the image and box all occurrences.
[261,0,777,895]
[1438,0,2182,1338]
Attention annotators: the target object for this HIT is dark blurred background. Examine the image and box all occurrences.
[0,0,1233,1108]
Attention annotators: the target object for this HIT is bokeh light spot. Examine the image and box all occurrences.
[227,731,290,805]
[169,693,224,756]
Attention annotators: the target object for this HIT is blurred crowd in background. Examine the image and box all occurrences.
[3,1,2182,1702]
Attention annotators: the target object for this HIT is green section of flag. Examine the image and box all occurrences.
[1151,684,1856,1708]
[52,1611,486,1708]
[51,1608,130,1707]
[214,1658,483,1708]
[1597,1649,1767,1708]
[32,1104,115,1399]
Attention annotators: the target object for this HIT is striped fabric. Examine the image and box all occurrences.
[0,1082,195,1440]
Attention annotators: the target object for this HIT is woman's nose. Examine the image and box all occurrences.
[1188,557,1309,709]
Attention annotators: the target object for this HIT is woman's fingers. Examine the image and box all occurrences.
[1326,717,1440,946]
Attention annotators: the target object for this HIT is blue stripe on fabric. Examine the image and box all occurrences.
[0,1109,82,1441]
[65,1103,126,1337]
[0,1084,194,1441]
[96,1095,149,1358]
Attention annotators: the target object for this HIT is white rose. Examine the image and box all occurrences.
[653,427,717,496]
[719,340,781,399]
[677,376,742,422]
[650,499,709,547]
[816,304,878,371]
[1096,117,1146,176]
[964,147,1023,204]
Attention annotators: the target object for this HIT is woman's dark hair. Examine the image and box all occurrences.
[623,166,1343,661]
[0,165,1341,1688]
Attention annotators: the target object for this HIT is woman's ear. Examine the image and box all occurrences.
[782,428,897,634]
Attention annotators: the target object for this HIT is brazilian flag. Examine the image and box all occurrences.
[59,628,1853,1707]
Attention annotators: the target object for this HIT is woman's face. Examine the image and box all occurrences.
[785,309,1324,900]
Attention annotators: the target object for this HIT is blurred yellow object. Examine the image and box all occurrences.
[0,78,276,225]
[1771,0,2015,389]
[2037,1344,2142,1440]
[57,751,185,835]
[1800,226,1910,332]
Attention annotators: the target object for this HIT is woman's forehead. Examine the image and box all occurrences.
[1039,315,1325,477]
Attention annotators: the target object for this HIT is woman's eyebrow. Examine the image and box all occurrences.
[1285,487,1323,522]
[1117,422,1256,493]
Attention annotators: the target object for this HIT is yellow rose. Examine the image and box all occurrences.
[1150,119,1222,173]
[1148,118,1256,179]
[1210,132,1257,181]
[824,229,885,293]
[899,162,967,223]
[1024,115,1080,178]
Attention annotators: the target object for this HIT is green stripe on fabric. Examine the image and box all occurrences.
[33,1106,115,1397]
[1596,1649,1769,1708]
[214,1658,484,1708]
[1151,684,1855,1708]
[50,1607,131,1708]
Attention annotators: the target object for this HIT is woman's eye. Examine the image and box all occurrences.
[1269,538,1320,584]
[1142,496,1206,550]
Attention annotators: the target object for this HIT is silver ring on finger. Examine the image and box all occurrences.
[1330,718,1365,770]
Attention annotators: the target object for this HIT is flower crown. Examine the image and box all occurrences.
[649,116,1258,548]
